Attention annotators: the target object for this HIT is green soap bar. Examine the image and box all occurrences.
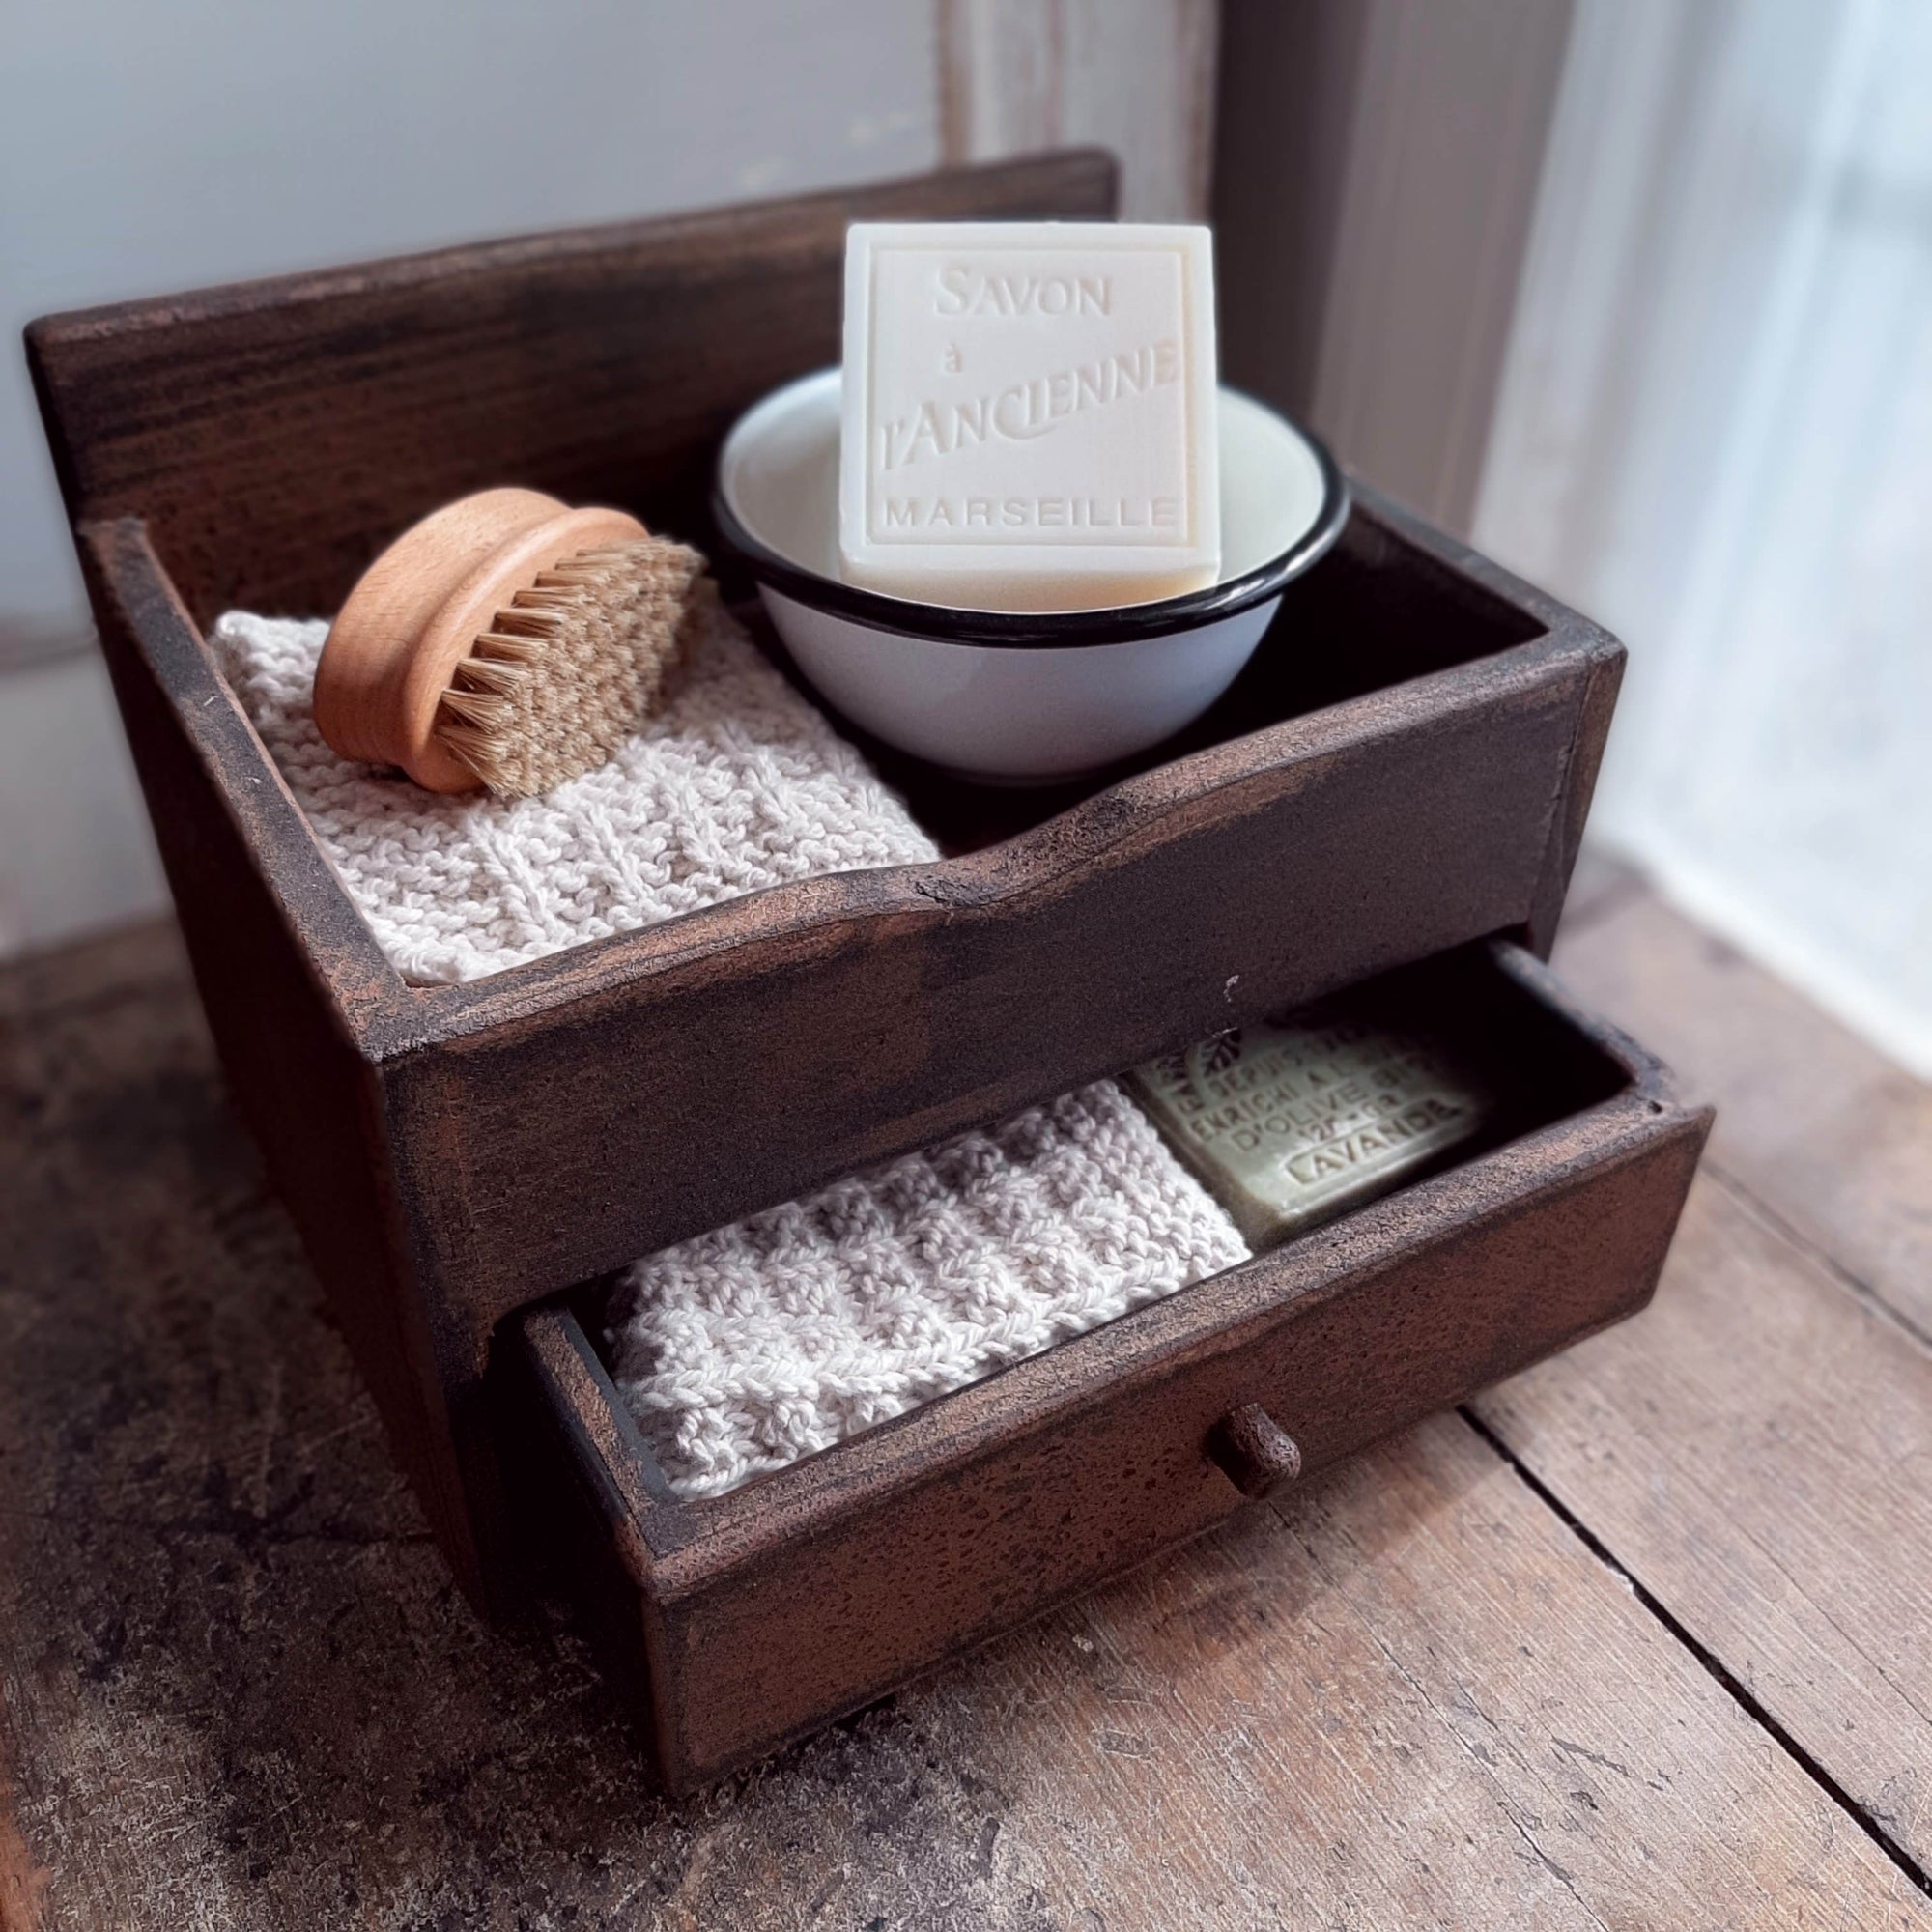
[1127,1009,1491,1248]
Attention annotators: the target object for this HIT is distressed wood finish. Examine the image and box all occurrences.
[505,940,1710,1791]
[29,155,1622,1608]
[26,155,1113,1603]
[1453,885,1932,1878]
[29,155,1119,627]
[13,902,1927,1927]
[1476,1176,1932,1881]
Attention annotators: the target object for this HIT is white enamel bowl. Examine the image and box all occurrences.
[713,368,1348,783]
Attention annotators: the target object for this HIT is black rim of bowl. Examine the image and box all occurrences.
[711,410,1350,651]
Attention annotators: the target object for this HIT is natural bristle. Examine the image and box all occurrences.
[434,535,707,796]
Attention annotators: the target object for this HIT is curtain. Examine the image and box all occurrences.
[1476,0,1932,1073]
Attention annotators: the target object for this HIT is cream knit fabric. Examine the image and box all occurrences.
[213,600,1248,1499]
[210,601,938,983]
[602,1080,1250,1498]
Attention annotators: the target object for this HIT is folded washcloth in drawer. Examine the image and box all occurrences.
[601,1080,1251,1498]
[215,599,1248,1500]
[210,599,938,983]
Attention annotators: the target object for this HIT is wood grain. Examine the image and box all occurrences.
[1462,881,1932,1885]
[1474,1176,1932,1879]
[2,915,1923,1927]
[1553,884,1932,1339]
[0,1723,47,1932]
[400,591,1611,1321]
[984,1418,1927,1930]
[28,153,1119,629]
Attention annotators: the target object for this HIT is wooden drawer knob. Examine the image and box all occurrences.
[1208,1404,1304,1499]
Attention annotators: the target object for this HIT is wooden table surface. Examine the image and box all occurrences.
[3,856,1929,1930]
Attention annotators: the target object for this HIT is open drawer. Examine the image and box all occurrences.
[498,941,1711,1792]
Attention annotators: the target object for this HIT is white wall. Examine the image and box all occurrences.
[1476,0,1932,1076]
[1217,0,1931,1078]
[0,0,940,953]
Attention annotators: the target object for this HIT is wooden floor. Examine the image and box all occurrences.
[2,857,1929,1930]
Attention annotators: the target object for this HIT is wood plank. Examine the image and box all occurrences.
[1553,883,1932,1338]
[952,1417,1928,1931]
[28,152,1118,627]
[0,915,185,1024]
[4,921,1924,1927]
[1475,1173,1932,1883]
[1469,883,1932,1882]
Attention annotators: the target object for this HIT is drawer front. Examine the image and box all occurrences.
[504,1053,1707,1791]
[409,628,1612,1321]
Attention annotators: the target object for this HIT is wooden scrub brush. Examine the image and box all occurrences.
[314,487,706,795]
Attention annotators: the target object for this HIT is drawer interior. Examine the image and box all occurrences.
[520,937,1639,1513]
[496,939,1706,1788]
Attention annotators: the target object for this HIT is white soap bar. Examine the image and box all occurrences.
[839,221,1220,612]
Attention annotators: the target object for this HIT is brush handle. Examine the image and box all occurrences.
[316,487,648,792]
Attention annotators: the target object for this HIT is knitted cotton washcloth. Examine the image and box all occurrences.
[211,598,939,983]
[213,596,1247,1498]
[602,1079,1251,1498]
